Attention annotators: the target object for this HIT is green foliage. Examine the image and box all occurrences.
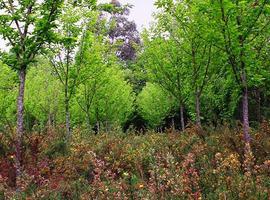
[73,62,135,129]
[135,0,270,128]
[137,83,176,128]
[25,59,64,128]
[0,62,17,129]
[0,0,64,69]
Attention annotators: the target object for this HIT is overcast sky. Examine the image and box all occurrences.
[100,0,156,31]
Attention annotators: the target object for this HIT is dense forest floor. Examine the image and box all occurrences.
[0,123,270,199]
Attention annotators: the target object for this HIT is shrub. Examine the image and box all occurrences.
[0,123,270,199]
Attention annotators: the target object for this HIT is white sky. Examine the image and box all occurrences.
[0,0,156,51]
[100,0,156,31]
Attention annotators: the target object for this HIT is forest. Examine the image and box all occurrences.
[0,0,270,199]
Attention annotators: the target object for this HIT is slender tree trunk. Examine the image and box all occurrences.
[195,91,201,127]
[52,113,56,128]
[171,118,175,131]
[48,111,53,128]
[86,110,91,132]
[105,121,109,133]
[65,48,72,139]
[96,107,100,134]
[236,8,251,142]
[242,85,250,142]
[180,104,185,131]
[96,121,100,133]
[65,87,71,138]
[15,68,26,190]
[255,88,261,122]
[48,114,51,128]
[65,104,71,138]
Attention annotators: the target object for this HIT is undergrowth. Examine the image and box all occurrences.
[0,122,270,199]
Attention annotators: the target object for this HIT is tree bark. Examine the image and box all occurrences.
[86,110,91,132]
[180,104,185,131]
[65,90,71,138]
[171,118,175,131]
[242,85,250,142]
[255,88,261,122]
[195,91,201,127]
[15,67,26,190]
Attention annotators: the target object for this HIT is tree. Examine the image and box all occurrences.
[69,22,135,133]
[25,59,63,129]
[0,0,63,187]
[107,0,140,62]
[74,29,108,132]
[137,83,176,129]
[210,0,270,142]
[155,0,215,127]
[48,4,95,138]
[73,64,135,133]
[140,34,188,130]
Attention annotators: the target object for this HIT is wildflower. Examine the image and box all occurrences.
[215,152,223,163]
[243,142,255,173]
[139,184,144,189]
[244,172,251,177]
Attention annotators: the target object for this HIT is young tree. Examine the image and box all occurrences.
[75,47,135,132]
[74,29,108,131]
[48,4,95,138]
[0,0,63,187]
[74,64,135,133]
[137,83,176,129]
[140,35,188,130]
[48,4,83,138]
[210,0,270,142]
[155,0,215,127]
[25,59,63,129]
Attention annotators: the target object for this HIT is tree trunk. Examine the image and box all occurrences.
[48,113,52,128]
[195,91,201,127]
[65,105,71,138]
[105,121,109,133]
[65,92,71,138]
[15,68,26,190]
[171,118,175,131]
[180,104,185,131]
[95,107,100,134]
[86,111,91,132]
[255,88,261,122]
[242,86,250,142]
[65,48,72,139]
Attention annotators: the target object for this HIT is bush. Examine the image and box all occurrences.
[0,124,269,199]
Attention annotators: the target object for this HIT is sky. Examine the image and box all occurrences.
[0,0,156,51]
[100,0,156,31]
